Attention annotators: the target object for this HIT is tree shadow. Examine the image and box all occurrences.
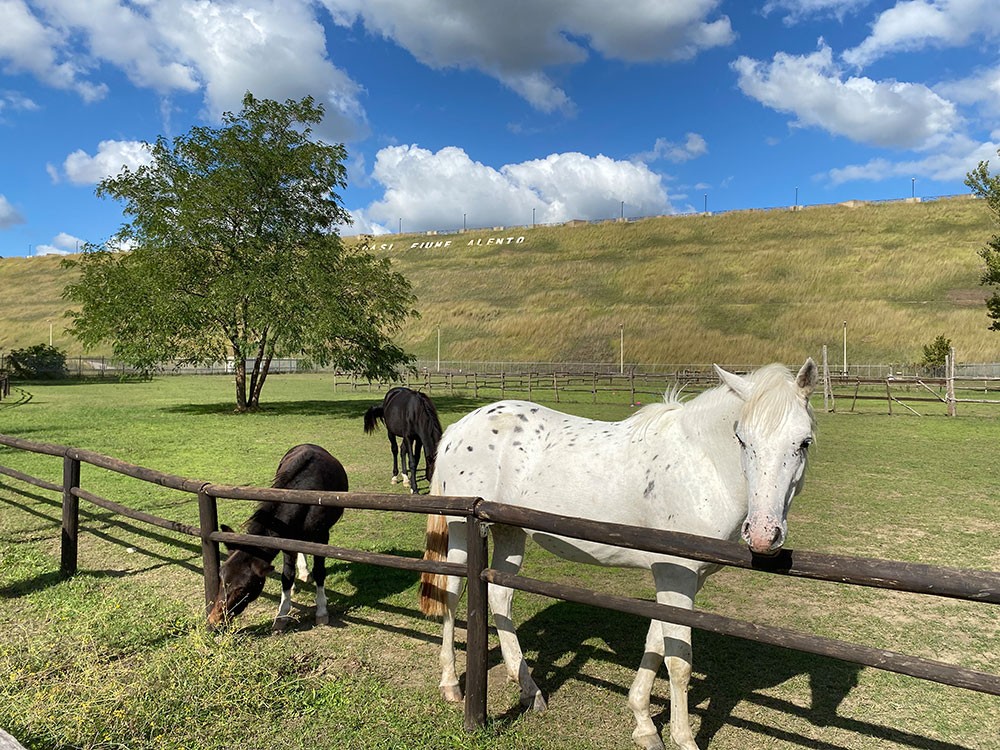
[162,393,485,419]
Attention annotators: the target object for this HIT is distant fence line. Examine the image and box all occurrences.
[7,355,1000,381]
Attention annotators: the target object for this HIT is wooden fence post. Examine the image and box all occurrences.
[464,519,489,731]
[947,347,956,417]
[60,453,81,577]
[198,489,221,613]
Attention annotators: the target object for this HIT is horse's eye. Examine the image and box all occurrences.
[798,438,813,453]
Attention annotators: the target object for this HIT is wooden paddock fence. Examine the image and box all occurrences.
[1,432,999,738]
[0,372,9,401]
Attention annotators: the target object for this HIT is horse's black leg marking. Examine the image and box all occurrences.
[274,550,297,632]
[389,433,400,481]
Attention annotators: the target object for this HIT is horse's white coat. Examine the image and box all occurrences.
[431,360,816,750]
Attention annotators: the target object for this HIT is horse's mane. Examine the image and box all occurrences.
[417,391,443,436]
[740,363,815,435]
[624,363,813,438]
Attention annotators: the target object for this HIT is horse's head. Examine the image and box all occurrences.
[206,527,274,630]
[715,358,817,556]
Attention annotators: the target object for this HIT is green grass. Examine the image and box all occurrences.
[1,375,999,749]
[4,197,999,366]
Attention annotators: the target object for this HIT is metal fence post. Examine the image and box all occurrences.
[464,518,489,731]
[198,489,221,613]
[60,454,81,577]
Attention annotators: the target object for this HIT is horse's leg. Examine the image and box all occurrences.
[405,438,419,493]
[640,563,701,750]
[439,519,467,703]
[488,526,545,711]
[273,551,297,633]
[389,434,401,483]
[312,555,328,626]
[295,552,310,582]
[628,621,667,750]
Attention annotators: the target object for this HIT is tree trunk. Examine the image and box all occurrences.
[234,355,248,412]
[249,351,273,408]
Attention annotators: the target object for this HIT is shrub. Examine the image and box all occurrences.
[920,334,952,374]
[8,344,68,379]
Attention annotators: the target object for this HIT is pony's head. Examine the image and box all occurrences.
[206,529,273,630]
[715,358,817,556]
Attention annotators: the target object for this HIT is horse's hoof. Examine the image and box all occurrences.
[631,732,666,750]
[440,685,463,703]
[390,476,400,484]
[272,618,291,634]
[315,613,329,626]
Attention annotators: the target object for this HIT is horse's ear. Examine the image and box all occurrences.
[714,364,752,400]
[220,524,234,552]
[796,358,818,396]
[251,558,274,577]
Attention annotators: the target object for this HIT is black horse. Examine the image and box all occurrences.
[207,444,348,632]
[363,386,442,494]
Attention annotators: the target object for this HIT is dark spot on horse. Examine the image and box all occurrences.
[488,407,500,414]
[489,444,495,451]
[644,480,655,498]
[530,408,539,413]
[459,470,465,475]
[492,428,499,434]
[514,426,523,433]
[467,446,474,452]
[513,441,522,447]
[517,413,528,422]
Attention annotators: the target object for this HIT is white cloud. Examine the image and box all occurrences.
[356,144,672,233]
[633,133,708,163]
[0,89,39,114]
[35,231,85,255]
[763,0,870,24]
[4,0,368,141]
[0,0,107,101]
[320,0,733,113]
[826,135,999,185]
[0,194,25,229]
[732,42,960,149]
[843,0,1000,68]
[61,140,154,185]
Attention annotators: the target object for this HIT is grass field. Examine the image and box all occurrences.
[3,196,1000,367]
[1,374,999,750]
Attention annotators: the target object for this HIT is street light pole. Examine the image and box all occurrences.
[619,324,624,374]
[842,321,848,376]
[437,327,441,372]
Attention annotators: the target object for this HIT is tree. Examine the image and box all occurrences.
[965,157,1000,330]
[920,334,951,373]
[63,94,416,411]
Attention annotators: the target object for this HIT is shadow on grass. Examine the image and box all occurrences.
[498,599,972,750]
[162,394,486,418]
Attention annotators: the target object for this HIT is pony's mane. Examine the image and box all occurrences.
[417,391,443,436]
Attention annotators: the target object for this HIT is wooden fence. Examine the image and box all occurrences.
[1,432,999,739]
[0,372,8,401]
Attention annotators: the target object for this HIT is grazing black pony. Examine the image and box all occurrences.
[207,444,348,632]
[363,386,442,494]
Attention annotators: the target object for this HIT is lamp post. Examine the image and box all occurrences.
[842,321,848,376]
[398,218,402,234]
[704,194,708,214]
[911,177,915,198]
[620,200,624,220]
[619,323,624,375]
[795,186,798,208]
[532,207,535,227]
[437,327,441,373]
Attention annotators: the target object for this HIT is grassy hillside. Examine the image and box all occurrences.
[2,196,998,365]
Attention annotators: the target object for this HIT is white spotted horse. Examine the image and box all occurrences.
[420,360,817,750]
[207,443,347,632]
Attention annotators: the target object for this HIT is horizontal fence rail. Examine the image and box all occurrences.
[1,431,999,735]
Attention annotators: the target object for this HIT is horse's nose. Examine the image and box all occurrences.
[742,518,784,555]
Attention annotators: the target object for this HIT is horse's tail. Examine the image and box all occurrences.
[419,513,450,618]
[363,405,384,434]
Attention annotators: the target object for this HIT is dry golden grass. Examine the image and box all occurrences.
[2,196,997,365]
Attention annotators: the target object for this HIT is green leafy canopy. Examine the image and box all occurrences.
[965,157,1000,331]
[63,93,416,410]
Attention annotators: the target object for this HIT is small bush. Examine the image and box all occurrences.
[920,334,952,374]
[8,343,68,379]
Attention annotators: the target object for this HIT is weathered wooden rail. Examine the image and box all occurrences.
[2,431,999,741]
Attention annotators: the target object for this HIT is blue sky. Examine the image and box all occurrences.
[1,0,999,257]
